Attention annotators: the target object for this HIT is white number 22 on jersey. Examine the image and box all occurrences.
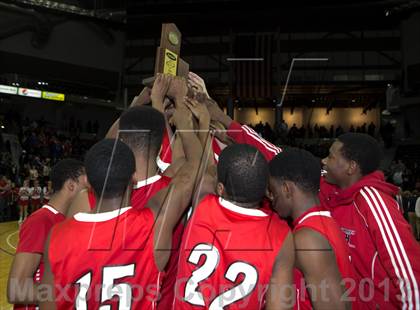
[75,264,135,310]
[184,243,258,309]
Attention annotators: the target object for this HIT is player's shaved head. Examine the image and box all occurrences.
[84,139,135,199]
[119,106,165,158]
[217,144,268,204]
[269,147,321,195]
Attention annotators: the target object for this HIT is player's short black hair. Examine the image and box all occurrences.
[119,106,165,157]
[50,159,85,192]
[84,139,135,199]
[269,148,321,194]
[337,133,383,175]
[217,144,268,203]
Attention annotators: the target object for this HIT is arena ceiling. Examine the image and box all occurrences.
[0,0,418,106]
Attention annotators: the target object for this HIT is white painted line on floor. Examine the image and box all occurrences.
[6,230,18,250]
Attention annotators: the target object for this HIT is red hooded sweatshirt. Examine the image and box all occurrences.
[320,171,420,309]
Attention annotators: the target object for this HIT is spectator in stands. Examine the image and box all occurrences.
[329,125,334,138]
[0,175,11,221]
[381,121,395,148]
[42,158,51,184]
[28,165,38,182]
[408,190,419,239]
[335,125,344,137]
[368,121,376,136]
[361,122,367,134]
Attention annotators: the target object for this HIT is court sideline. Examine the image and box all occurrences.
[0,221,19,310]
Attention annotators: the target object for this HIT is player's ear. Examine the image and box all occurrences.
[66,179,75,192]
[80,174,88,188]
[347,159,359,176]
[282,181,293,199]
[132,171,140,183]
[85,179,92,190]
[265,187,274,202]
[216,182,224,197]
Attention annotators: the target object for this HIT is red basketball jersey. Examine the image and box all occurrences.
[87,175,182,309]
[14,205,65,310]
[88,175,171,212]
[49,207,161,309]
[131,175,171,211]
[174,194,290,309]
[293,206,356,309]
[158,129,224,172]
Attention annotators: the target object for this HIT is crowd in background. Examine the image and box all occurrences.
[0,110,418,240]
[0,113,98,221]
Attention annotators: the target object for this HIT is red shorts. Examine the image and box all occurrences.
[19,199,29,206]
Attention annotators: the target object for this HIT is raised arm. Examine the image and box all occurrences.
[106,86,151,138]
[147,100,203,271]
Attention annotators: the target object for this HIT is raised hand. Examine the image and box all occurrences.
[209,122,234,145]
[188,72,210,99]
[151,73,171,112]
[184,97,210,124]
[205,98,233,129]
[167,76,188,104]
[130,86,151,107]
[171,104,193,130]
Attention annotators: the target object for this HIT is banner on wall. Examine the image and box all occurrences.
[0,85,18,95]
[42,91,65,101]
[18,88,42,98]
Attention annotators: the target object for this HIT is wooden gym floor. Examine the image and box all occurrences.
[0,221,19,310]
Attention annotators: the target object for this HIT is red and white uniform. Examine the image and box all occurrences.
[30,186,42,209]
[174,194,290,309]
[293,206,357,309]
[42,187,52,204]
[14,205,65,310]
[49,207,161,309]
[157,130,173,172]
[88,175,181,309]
[226,121,282,161]
[320,171,420,309]
[157,129,225,172]
[88,175,171,212]
[18,186,31,206]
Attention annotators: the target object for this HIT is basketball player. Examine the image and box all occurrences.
[174,144,295,310]
[66,75,184,217]
[40,106,202,308]
[269,148,353,310]
[65,77,190,308]
[320,133,420,308]
[7,159,86,310]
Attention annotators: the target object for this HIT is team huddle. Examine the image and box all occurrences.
[7,72,420,309]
